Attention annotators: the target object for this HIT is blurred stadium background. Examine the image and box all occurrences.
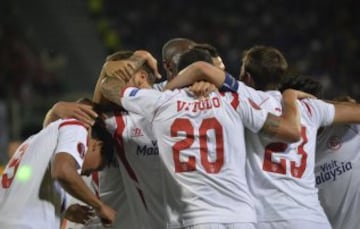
[0,0,359,169]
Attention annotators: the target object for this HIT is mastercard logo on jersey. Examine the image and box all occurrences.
[327,136,342,151]
[77,142,86,159]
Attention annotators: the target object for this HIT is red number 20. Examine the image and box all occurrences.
[263,126,308,178]
[171,118,224,174]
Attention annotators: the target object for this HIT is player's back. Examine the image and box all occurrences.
[315,124,360,229]
[150,89,266,228]
[245,90,334,224]
[99,163,137,229]
[0,120,62,228]
[104,111,164,229]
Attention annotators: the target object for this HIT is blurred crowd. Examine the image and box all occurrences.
[0,20,64,103]
[0,2,65,167]
[93,0,359,100]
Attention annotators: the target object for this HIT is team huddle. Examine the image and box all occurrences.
[0,38,359,229]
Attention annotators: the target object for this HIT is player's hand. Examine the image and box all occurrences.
[95,203,116,228]
[134,50,162,79]
[104,60,134,82]
[282,89,316,100]
[64,204,95,224]
[52,102,98,128]
[189,81,218,98]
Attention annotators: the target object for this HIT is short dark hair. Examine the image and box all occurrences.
[242,45,288,90]
[279,75,323,98]
[162,38,196,62]
[193,43,219,57]
[76,98,115,165]
[91,117,114,166]
[162,38,196,79]
[177,47,214,73]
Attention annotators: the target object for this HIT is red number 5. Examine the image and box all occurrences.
[171,118,224,174]
[263,126,308,178]
[1,143,29,188]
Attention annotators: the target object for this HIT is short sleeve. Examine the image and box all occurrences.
[55,119,88,169]
[121,87,162,122]
[152,81,167,91]
[236,81,265,101]
[237,96,269,133]
[300,99,335,127]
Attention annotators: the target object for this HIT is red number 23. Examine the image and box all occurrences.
[263,126,308,178]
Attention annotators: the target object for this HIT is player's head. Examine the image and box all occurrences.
[93,50,134,104]
[177,47,214,73]
[162,38,196,81]
[193,43,225,70]
[127,62,157,89]
[82,118,114,176]
[104,49,156,88]
[105,50,134,62]
[279,75,323,98]
[76,98,115,175]
[240,45,288,90]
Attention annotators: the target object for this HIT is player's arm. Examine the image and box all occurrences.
[43,102,98,128]
[259,89,314,142]
[164,61,234,91]
[102,50,161,82]
[325,96,360,123]
[52,153,115,226]
[332,101,360,123]
[100,76,126,106]
[100,53,158,106]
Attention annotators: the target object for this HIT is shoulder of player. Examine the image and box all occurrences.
[298,98,327,117]
[58,118,88,130]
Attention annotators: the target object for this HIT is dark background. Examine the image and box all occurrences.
[0,0,359,164]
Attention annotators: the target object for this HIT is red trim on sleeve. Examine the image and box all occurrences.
[258,97,269,106]
[248,98,261,110]
[59,120,87,129]
[302,101,313,117]
[121,87,131,97]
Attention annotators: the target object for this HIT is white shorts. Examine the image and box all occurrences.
[257,220,331,229]
[182,223,256,229]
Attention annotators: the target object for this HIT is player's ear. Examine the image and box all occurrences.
[242,72,255,87]
[133,70,148,87]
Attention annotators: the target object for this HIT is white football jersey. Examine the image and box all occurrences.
[121,87,269,228]
[99,111,164,229]
[315,124,360,229]
[0,119,88,229]
[152,80,167,91]
[62,173,102,229]
[244,90,335,224]
[99,161,136,229]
